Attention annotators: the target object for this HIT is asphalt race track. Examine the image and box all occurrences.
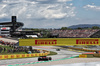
[0,38,82,66]
[0,47,82,66]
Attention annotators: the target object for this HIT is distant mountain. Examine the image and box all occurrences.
[68,24,100,29]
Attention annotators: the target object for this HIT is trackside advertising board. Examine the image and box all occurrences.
[79,55,87,58]
[19,38,99,46]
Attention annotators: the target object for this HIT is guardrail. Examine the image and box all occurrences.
[0,51,50,60]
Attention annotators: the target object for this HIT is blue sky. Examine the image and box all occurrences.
[0,0,100,28]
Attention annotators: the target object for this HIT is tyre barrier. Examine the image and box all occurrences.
[0,51,50,60]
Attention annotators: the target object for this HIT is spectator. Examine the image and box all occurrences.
[29,46,32,51]
[7,49,10,53]
[51,29,99,38]
[96,51,99,54]
[3,48,6,52]
[0,47,3,53]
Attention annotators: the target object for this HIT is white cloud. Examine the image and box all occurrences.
[35,4,75,19]
[0,14,7,18]
[70,3,73,6]
[0,0,75,19]
[36,0,47,1]
[58,0,72,2]
[84,4,100,11]
[0,0,75,28]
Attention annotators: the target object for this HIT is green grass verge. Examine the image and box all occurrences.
[0,45,12,49]
[0,52,27,55]
[86,54,100,58]
[48,51,57,56]
[0,45,28,55]
[0,45,57,59]
[85,54,94,58]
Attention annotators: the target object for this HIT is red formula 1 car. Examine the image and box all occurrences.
[38,56,52,61]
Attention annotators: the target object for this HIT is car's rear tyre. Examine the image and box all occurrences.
[38,58,41,61]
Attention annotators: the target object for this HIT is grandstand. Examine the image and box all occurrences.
[50,29,100,38]
[0,16,24,32]
[0,16,38,38]
[90,30,100,38]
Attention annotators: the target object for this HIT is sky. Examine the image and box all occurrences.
[0,0,100,28]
